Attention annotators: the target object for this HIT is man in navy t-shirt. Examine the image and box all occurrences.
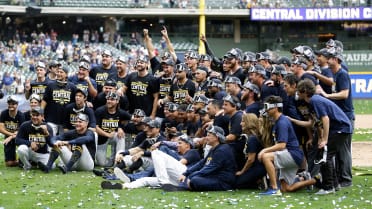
[258,95,304,196]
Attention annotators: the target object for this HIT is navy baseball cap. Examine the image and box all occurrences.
[76,88,88,98]
[147,119,161,129]
[31,107,44,115]
[104,79,117,87]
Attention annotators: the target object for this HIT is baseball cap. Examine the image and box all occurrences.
[243,51,256,62]
[186,104,194,112]
[79,61,90,70]
[147,119,161,129]
[243,81,260,95]
[29,93,41,102]
[292,57,308,69]
[223,48,241,60]
[36,61,46,69]
[7,95,18,104]
[76,88,88,98]
[106,92,119,100]
[179,134,194,148]
[161,51,171,60]
[224,76,242,86]
[223,94,241,108]
[199,54,212,62]
[197,107,208,116]
[137,55,149,63]
[196,66,209,74]
[133,109,146,117]
[277,56,292,66]
[325,47,344,61]
[256,52,270,61]
[104,79,117,87]
[102,49,112,57]
[30,107,44,115]
[314,48,329,57]
[193,95,209,105]
[248,64,266,78]
[175,63,188,73]
[207,79,223,88]
[140,116,151,124]
[60,65,69,74]
[80,54,91,63]
[161,58,175,66]
[76,113,89,122]
[49,60,60,67]
[116,55,128,63]
[168,103,179,112]
[271,65,287,76]
[187,51,199,59]
[206,125,226,143]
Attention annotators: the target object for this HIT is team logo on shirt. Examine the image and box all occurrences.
[205,157,212,165]
[4,121,19,132]
[29,134,47,144]
[32,85,47,97]
[131,82,148,96]
[101,118,119,133]
[96,73,109,86]
[76,84,89,93]
[173,89,188,104]
[159,84,171,97]
[52,89,71,105]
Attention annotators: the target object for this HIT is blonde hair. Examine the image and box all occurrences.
[242,113,259,136]
[259,116,274,148]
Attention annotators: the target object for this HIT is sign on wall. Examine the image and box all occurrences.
[251,7,372,21]
[350,73,372,98]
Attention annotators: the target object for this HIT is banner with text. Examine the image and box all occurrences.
[251,7,372,21]
[350,73,372,98]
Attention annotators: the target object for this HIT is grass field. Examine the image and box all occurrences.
[0,100,371,209]
[354,99,372,114]
[0,144,372,209]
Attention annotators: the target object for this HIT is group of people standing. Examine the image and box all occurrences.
[0,27,353,195]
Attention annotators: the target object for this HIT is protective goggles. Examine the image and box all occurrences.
[263,102,283,111]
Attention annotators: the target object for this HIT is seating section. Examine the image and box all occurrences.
[2,0,369,8]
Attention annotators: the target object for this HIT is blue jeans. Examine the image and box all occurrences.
[127,166,154,181]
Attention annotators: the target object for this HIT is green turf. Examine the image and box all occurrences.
[353,128,372,142]
[354,99,372,114]
[1,147,372,208]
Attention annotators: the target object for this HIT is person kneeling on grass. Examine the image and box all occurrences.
[258,96,305,196]
[38,113,96,173]
[178,125,236,191]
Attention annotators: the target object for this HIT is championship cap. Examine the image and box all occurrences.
[7,95,18,104]
[147,119,161,129]
[102,50,112,57]
[30,107,44,115]
[76,88,88,98]
[206,125,226,143]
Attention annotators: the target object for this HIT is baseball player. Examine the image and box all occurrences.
[38,113,96,173]
[15,107,53,170]
[0,96,26,167]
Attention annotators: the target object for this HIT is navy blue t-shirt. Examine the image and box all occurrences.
[245,101,261,117]
[332,68,355,121]
[319,66,333,94]
[310,94,352,135]
[244,135,263,167]
[228,111,243,137]
[272,114,304,167]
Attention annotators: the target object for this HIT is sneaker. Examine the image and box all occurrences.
[58,165,67,174]
[114,167,131,183]
[101,181,123,190]
[315,188,335,195]
[340,181,352,188]
[93,169,105,176]
[161,184,187,192]
[259,188,282,196]
[37,161,49,173]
